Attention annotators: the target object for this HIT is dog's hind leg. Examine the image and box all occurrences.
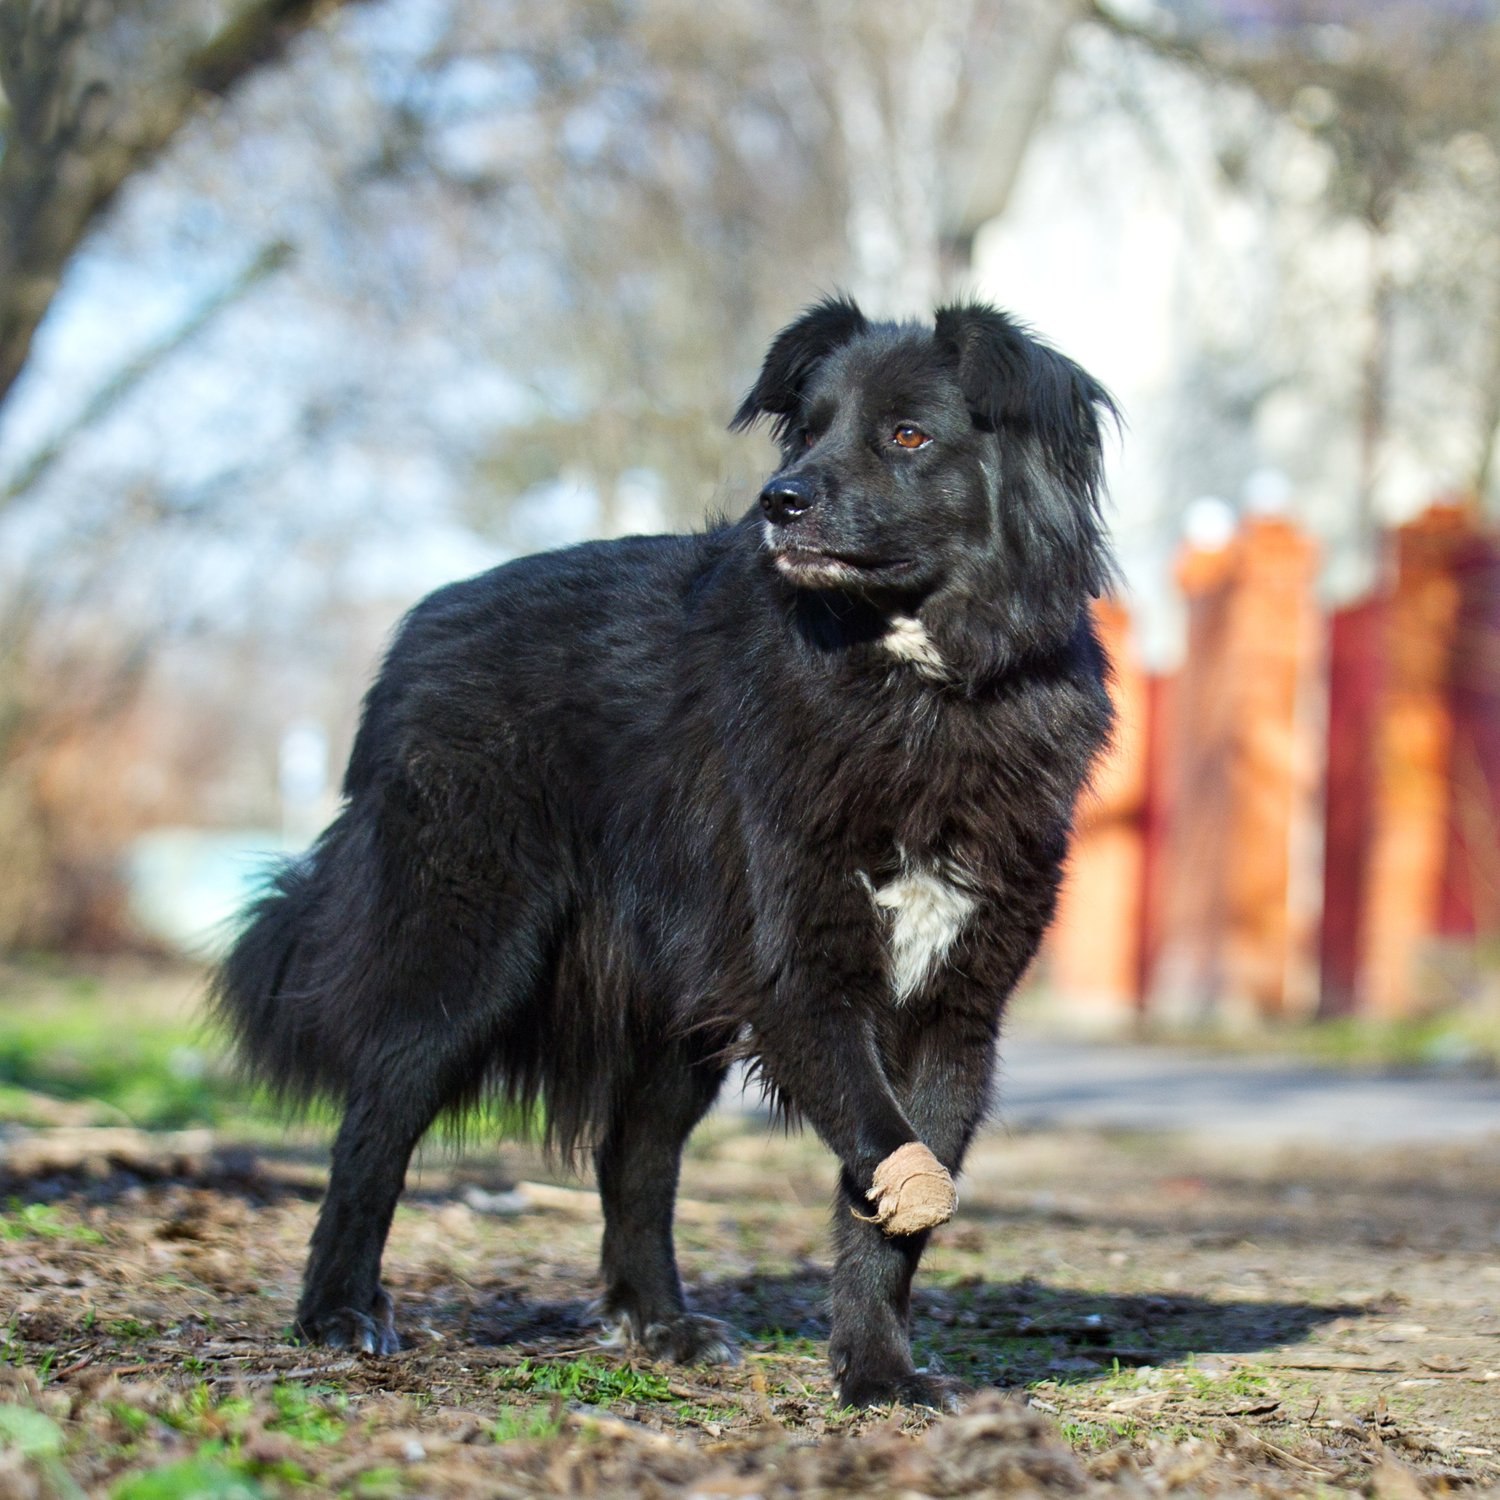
[593,1052,737,1365]
[827,1013,996,1410]
[295,1073,437,1354]
[295,944,541,1353]
[295,998,509,1353]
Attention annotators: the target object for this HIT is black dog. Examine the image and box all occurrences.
[213,296,1116,1409]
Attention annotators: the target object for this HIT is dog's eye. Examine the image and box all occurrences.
[891,425,930,450]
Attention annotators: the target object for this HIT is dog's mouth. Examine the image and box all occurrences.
[770,546,912,588]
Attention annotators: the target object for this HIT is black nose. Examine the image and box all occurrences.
[759,475,815,524]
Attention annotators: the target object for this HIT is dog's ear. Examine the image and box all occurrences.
[934,301,1116,498]
[935,302,1118,599]
[731,295,868,441]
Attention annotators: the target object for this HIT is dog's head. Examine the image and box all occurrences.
[731,296,1117,676]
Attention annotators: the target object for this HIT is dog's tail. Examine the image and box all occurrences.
[209,850,349,1107]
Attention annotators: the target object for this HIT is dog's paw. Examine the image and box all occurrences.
[637,1314,742,1367]
[837,1368,965,1413]
[594,1304,740,1366]
[295,1287,400,1355]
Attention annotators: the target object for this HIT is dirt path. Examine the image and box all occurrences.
[995,1036,1500,1144]
[1,1114,1498,1496]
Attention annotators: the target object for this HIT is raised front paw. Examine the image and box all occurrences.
[837,1367,965,1412]
[294,1286,400,1355]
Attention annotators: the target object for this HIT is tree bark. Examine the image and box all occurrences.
[0,0,358,412]
[819,0,975,315]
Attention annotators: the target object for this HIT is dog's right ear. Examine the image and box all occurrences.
[730,295,868,442]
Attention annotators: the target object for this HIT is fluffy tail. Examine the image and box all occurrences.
[209,856,350,1107]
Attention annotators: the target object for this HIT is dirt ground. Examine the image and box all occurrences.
[1,1112,1498,1497]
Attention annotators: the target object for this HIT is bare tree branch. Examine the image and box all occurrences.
[186,0,352,95]
[1,238,293,508]
[0,0,361,410]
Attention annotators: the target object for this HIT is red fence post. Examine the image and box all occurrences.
[1047,597,1149,1026]
[1359,505,1470,1016]
[1149,516,1322,1023]
[1441,527,1500,952]
[1320,598,1385,1016]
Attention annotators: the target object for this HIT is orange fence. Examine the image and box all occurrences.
[1048,501,1500,1023]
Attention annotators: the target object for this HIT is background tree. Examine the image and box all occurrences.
[1089,0,1500,532]
[0,0,372,944]
[0,0,367,410]
[0,0,1087,947]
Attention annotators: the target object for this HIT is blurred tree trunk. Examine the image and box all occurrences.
[1086,0,1500,549]
[0,0,360,414]
[1473,278,1500,517]
[816,0,1080,314]
[0,0,360,947]
[819,0,975,313]
[1355,230,1393,548]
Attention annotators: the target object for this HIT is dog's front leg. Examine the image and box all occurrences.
[741,847,963,1402]
[750,999,942,1211]
[827,1009,997,1410]
[750,997,963,1408]
[743,855,959,1225]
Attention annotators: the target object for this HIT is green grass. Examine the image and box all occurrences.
[161,1386,253,1438]
[1179,1359,1270,1399]
[346,1466,405,1497]
[105,1318,156,1341]
[0,968,258,1130]
[108,1402,153,1437]
[1058,1415,1139,1449]
[490,1405,566,1443]
[1012,966,1500,1074]
[0,1201,104,1242]
[0,1404,81,1499]
[1028,1354,1293,1461]
[266,1383,347,1445]
[2,1324,35,1371]
[754,1329,823,1358]
[1098,1358,1144,1393]
[1129,1006,1500,1075]
[1277,1012,1500,1071]
[113,1447,274,1498]
[494,1356,673,1405]
[0,960,538,1140]
[0,1402,66,1457]
[104,1387,349,1496]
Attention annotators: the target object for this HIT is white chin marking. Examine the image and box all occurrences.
[868,859,977,1003]
[882,614,948,679]
[773,552,861,588]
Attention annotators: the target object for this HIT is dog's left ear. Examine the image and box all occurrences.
[731,295,868,442]
[935,302,1117,597]
[935,302,1115,498]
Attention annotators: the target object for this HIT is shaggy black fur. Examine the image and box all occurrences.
[212,297,1117,1408]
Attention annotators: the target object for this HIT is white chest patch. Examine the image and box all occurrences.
[881,615,948,680]
[868,861,978,1003]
